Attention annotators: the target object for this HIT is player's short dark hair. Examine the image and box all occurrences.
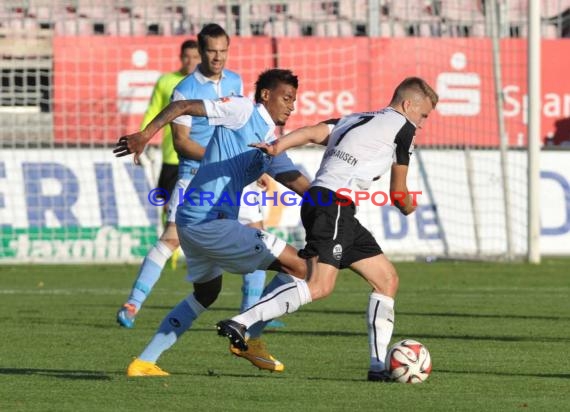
[254,69,299,103]
[180,39,198,55]
[197,24,230,51]
[390,77,439,108]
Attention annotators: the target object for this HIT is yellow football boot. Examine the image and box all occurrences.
[126,358,170,377]
[230,338,284,372]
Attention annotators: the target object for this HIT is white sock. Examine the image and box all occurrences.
[232,278,312,328]
[368,292,395,372]
[247,272,295,338]
[148,240,174,266]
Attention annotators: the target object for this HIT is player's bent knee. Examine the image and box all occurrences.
[308,287,329,301]
[194,288,220,308]
[388,272,399,294]
[372,270,399,296]
[320,286,335,300]
[160,224,180,248]
[307,282,335,301]
[160,237,180,250]
[193,277,222,308]
[291,255,319,281]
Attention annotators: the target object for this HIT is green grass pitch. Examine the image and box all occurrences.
[1,259,569,411]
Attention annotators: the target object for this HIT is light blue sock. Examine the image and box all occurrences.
[247,273,294,339]
[127,241,172,311]
[139,294,205,362]
[240,270,267,312]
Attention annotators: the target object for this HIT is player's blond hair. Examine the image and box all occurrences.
[390,77,439,109]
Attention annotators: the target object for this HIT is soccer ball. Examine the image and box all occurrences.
[385,339,432,383]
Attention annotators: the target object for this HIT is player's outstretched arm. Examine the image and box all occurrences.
[114,100,207,164]
[390,163,416,216]
[250,123,330,156]
[172,123,206,161]
[275,171,311,196]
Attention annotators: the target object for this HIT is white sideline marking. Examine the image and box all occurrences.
[0,288,131,295]
[0,288,241,296]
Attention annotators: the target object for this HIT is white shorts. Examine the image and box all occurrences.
[238,181,264,225]
[178,219,287,283]
[166,178,190,223]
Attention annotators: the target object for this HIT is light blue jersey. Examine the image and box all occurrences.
[171,67,243,180]
[176,96,297,225]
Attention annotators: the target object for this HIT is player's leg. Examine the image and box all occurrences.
[347,226,398,381]
[245,272,295,338]
[229,216,285,364]
[220,188,348,344]
[237,183,277,316]
[224,257,337,344]
[179,219,298,371]
[135,277,221,362]
[158,164,182,269]
[238,206,286,329]
[230,270,289,373]
[240,268,266,311]
[127,237,223,376]
[157,163,178,222]
[127,277,221,377]
[117,224,179,328]
[117,178,188,328]
[238,212,267,313]
[184,219,293,371]
[217,243,326,353]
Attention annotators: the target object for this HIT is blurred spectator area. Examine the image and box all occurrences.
[0,0,568,38]
[0,0,568,147]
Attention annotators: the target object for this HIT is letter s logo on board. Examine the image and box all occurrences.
[436,52,481,116]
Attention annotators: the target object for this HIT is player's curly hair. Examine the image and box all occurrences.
[254,69,299,103]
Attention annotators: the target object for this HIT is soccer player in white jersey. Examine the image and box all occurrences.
[114,69,316,377]
[116,24,277,336]
[216,77,439,381]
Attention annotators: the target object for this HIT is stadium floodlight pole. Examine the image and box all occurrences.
[527,0,541,264]
[239,0,251,36]
[489,0,513,260]
[225,0,233,34]
[367,0,380,37]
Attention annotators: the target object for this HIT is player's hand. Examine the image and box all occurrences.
[113,132,149,165]
[256,174,271,191]
[396,202,416,216]
[249,142,278,156]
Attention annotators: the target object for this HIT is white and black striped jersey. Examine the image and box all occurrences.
[312,107,416,196]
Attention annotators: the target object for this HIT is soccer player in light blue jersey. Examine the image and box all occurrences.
[117,23,274,334]
[115,69,315,377]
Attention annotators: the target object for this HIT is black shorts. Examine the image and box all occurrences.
[157,163,178,199]
[298,186,382,269]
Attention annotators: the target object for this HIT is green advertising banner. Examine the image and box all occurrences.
[0,149,159,263]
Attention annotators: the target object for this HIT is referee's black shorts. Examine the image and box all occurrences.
[156,163,178,200]
[298,186,382,269]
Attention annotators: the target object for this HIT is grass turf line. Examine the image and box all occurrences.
[0,259,569,411]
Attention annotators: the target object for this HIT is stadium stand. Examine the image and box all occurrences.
[264,14,303,37]
[0,0,568,148]
[439,0,486,37]
[387,0,441,37]
[1,0,568,38]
